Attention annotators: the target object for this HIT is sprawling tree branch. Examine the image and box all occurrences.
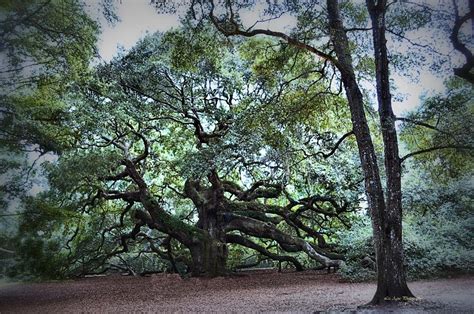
[224,213,343,267]
[208,0,339,68]
[226,234,303,270]
[396,117,452,135]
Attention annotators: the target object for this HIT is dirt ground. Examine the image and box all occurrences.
[0,270,473,313]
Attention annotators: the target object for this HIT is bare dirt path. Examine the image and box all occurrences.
[1,270,473,313]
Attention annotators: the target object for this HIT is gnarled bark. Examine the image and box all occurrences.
[189,238,227,276]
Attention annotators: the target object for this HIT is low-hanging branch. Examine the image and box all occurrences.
[226,234,303,271]
[400,144,474,163]
[224,213,344,267]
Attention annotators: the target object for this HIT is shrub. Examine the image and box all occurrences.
[338,208,474,281]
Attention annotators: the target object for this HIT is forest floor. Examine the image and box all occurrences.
[0,270,473,313]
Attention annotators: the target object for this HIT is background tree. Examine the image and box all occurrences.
[365,0,413,301]
[0,0,98,153]
[0,0,98,274]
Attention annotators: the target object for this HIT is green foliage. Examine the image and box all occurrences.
[45,149,122,194]
[403,210,474,277]
[8,236,67,280]
[0,0,98,86]
[386,3,432,34]
[163,25,227,73]
[0,0,99,153]
[339,209,474,281]
[227,243,252,269]
[400,79,474,179]
[337,218,376,281]
[9,196,137,280]
[339,166,474,281]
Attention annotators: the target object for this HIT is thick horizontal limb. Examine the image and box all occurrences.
[224,214,343,267]
[226,234,303,271]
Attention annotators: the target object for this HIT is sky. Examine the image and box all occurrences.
[90,0,181,61]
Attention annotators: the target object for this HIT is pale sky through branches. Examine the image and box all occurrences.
[86,0,469,117]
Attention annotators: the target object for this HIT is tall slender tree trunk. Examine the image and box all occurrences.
[327,0,412,304]
[365,0,413,302]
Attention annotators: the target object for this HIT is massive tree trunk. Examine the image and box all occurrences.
[190,199,228,276]
[366,0,413,302]
[189,238,227,276]
[184,172,228,276]
[327,0,412,304]
[141,189,228,277]
[111,159,226,277]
